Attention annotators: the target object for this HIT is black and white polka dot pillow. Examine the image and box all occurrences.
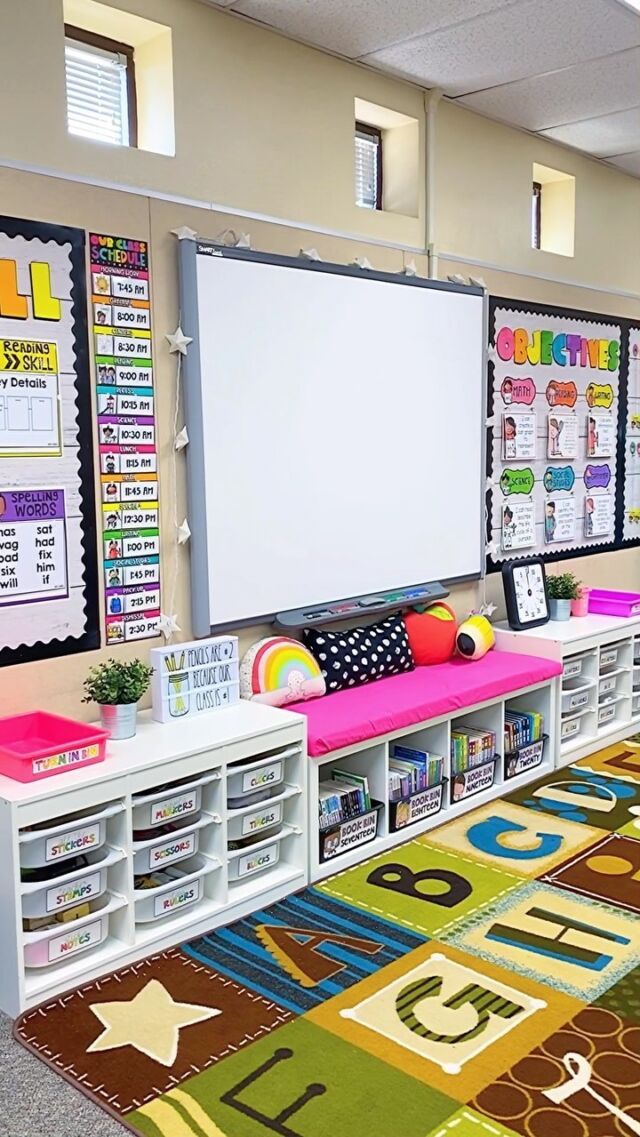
[303,614,414,693]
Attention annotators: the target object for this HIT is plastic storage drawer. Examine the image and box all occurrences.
[228,838,281,881]
[226,749,294,805]
[19,804,121,870]
[21,847,123,919]
[598,703,617,726]
[561,678,593,715]
[132,817,209,876]
[227,797,284,843]
[599,673,618,695]
[134,854,217,923]
[23,894,125,969]
[600,646,620,669]
[563,657,583,679]
[132,781,203,832]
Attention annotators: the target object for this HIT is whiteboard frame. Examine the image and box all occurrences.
[179,240,487,634]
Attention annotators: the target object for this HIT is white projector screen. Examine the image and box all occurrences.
[180,245,486,631]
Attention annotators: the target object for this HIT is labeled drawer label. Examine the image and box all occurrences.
[150,790,198,827]
[505,740,545,779]
[149,832,196,869]
[451,761,496,803]
[601,650,618,666]
[600,675,617,693]
[237,843,278,877]
[241,760,282,794]
[241,802,282,837]
[153,878,201,918]
[32,744,99,777]
[562,719,580,738]
[321,810,379,861]
[569,691,589,709]
[48,918,103,962]
[46,871,102,913]
[46,823,101,863]
[599,705,616,723]
[563,659,582,678]
[393,785,443,829]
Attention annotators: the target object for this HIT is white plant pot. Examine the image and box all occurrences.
[549,598,572,622]
[100,702,138,740]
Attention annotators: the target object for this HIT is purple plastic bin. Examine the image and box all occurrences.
[588,589,640,618]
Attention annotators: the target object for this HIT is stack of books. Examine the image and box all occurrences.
[451,725,496,774]
[318,768,371,830]
[504,709,543,753]
[388,744,444,802]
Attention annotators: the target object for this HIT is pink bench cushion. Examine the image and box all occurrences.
[289,650,561,757]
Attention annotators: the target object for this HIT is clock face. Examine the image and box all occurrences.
[512,563,548,624]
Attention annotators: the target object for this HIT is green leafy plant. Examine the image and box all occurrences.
[546,572,581,601]
[83,658,153,706]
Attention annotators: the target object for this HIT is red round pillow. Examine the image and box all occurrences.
[404,603,457,666]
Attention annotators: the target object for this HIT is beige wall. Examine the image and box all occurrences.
[0,0,639,719]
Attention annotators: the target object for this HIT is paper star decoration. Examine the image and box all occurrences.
[171,226,198,242]
[479,602,497,618]
[177,518,191,545]
[403,260,418,277]
[300,247,321,261]
[165,326,193,356]
[87,980,220,1067]
[447,273,467,286]
[157,613,181,640]
[174,426,189,451]
[235,232,251,248]
[352,256,373,270]
[469,274,487,289]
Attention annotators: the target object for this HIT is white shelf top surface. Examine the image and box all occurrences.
[0,703,304,806]
[497,611,640,646]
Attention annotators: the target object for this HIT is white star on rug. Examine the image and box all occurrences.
[165,326,193,355]
[87,979,220,1067]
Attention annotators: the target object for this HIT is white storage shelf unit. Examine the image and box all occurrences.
[0,703,306,1017]
[495,613,640,765]
[309,677,557,884]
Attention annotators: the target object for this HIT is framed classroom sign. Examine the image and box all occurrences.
[0,214,99,665]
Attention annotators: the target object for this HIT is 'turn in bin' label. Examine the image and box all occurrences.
[242,761,281,795]
[153,878,201,918]
[451,762,495,803]
[46,871,102,912]
[149,833,196,869]
[238,844,277,877]
[322,809,378,860]
[150,791,197,826]
[45,823,101,862]
[48,918,103,962]
[32,744,99,776]
[393,785,443,829]
[241,804,281,837]
[505,740,544,780]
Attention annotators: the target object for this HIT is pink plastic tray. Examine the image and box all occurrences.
[588,589,640,618]
[0,712,108,783]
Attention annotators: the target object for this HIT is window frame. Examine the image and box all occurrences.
[355,120,383,212]
[531,180,542,250]
[64,23,138,148]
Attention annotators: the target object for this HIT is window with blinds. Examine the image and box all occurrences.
[65,29,135,147]
[355,122,382,210]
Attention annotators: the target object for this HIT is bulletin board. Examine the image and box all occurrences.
[487,296,626,569]
[0,215,99,665]
[622,326,640,541]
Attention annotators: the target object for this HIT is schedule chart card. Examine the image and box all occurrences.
[90,233,161,644]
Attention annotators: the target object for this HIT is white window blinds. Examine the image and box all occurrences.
[355,126,380,210]
[65,38,130,147]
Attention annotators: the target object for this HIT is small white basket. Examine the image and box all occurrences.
[23,893,125,969]
[600,646,620,669]
[132,780,203,832]
[227,798,284,843]
[598,702,617,726]
[226,748,297,804]
[599,673,618,695]
[228,839,281,881]
[563,656,583,679]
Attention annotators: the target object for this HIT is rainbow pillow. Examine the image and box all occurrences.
[240,636,326,707]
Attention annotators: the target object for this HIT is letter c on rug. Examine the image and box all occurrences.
[467,816,562,860]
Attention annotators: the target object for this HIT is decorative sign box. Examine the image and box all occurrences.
[151,635,239,722]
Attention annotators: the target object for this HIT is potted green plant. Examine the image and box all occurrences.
[546,572,580,621]
[83,658,153,740]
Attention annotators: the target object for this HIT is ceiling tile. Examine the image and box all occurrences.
[361,0,640,97]
[540,105,640,157]
[607,149,640,175]
[457,47,640,131]
[226,0,515,58]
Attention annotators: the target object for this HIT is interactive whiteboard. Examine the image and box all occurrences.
[180,244,486,631]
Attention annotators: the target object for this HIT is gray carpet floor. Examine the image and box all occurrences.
[0,1012,122,1137]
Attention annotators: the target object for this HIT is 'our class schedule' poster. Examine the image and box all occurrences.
[488,299,621,566]
[90,233,161,643]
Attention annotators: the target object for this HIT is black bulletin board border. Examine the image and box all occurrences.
[486,294,637,573]
[0,215,100,667]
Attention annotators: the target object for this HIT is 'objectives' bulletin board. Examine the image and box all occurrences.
[487,296,638,570]
[0,215,99,665]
